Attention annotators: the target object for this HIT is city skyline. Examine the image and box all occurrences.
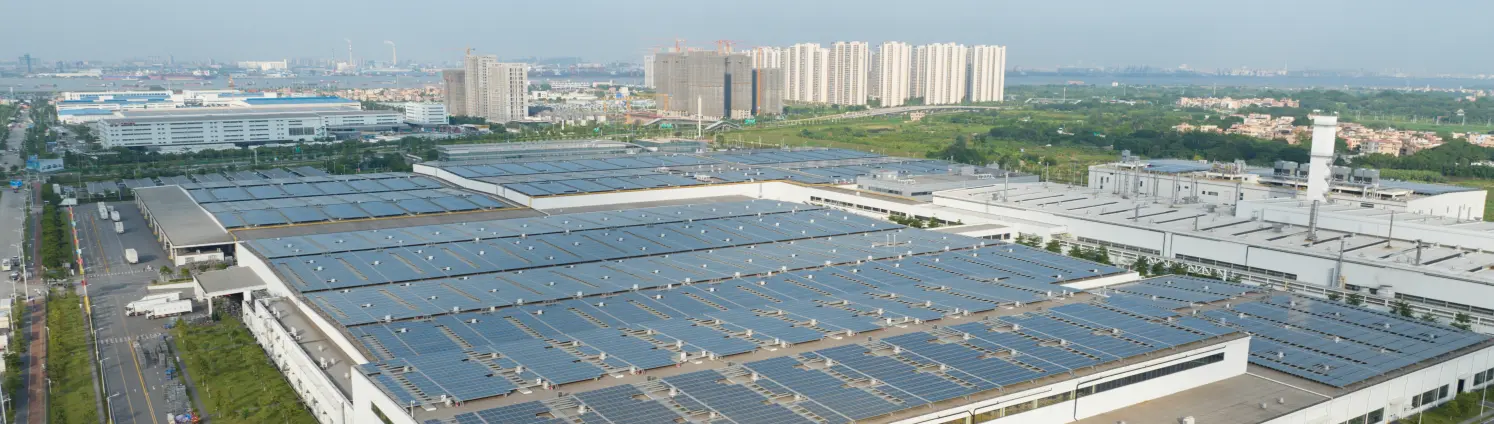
[4,0,1493,74]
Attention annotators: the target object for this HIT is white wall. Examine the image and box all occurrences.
[239,249,370,364]
[245,298,355,424]
[1264,344,1494,424]
[892,336,1249,424]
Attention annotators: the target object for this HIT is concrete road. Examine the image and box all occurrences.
[76,201,187,424]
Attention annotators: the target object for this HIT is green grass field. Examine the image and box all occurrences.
[48,291,100,424]
[173,317,316,424]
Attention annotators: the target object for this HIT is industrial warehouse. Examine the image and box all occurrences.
[85,133,1494,424]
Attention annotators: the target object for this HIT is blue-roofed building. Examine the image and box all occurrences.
[240,96,359,107]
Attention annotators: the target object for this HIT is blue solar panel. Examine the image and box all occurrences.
[239,209,289,226]
[360,201,407,217]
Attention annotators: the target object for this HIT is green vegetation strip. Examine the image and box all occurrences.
[48,291,100,424]
[1405,389,1494,424]
[172,317,316,424]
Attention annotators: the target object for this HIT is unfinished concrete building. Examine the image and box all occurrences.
[653,51,775,120]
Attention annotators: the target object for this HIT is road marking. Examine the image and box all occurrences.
[113,298,139,423]
[128,340,159,424]
[89,212,110,274]
[98,332,164,346]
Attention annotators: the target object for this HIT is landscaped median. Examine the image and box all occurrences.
[48,290,100,424]
[172,316,316,424]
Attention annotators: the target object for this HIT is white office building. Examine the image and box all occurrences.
[968,45,1007,103]
[827,41,869,106]
[95,109,400,151]
[914,43,969,105]
[785,43,828,103]
[402,103,448,125]
[875,41,913,107]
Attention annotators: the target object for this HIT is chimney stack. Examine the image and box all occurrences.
[1305,115,1338,202]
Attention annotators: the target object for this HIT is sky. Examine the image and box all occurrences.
[4,0,1492,74]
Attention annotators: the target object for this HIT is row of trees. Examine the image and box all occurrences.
[39,185,73,279]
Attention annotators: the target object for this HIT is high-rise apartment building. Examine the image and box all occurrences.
[785,43,828,103]
[915,43,968,105]
[748,47,782,69]
[827,42,869,106]
[482,62,528,123]
[874,42,912,107]
[463,55,496,118]
[968,45,1007,103]
[442,69,467,116]
[643,54,656,88]
[653,51,780,120]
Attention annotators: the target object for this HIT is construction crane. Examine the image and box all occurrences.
[713,40,744,54]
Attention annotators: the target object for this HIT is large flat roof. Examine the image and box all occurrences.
[133,185,234,247]
[244,200,1199,422]
[1072,373,1328,424]
[936,184,1494,284]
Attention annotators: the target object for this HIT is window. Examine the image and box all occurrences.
[1413,386,1446,408]
[1367,408,1384,424]
[1077,353,1225,398]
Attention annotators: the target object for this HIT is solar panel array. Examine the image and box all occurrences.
[418,295,1237,424]
[1109,275,1255,305]
[430,148,966,198]
[326,201,1132,409]
[102,167,332,194]
[1198,295,1488,387]
[129,173,515,228]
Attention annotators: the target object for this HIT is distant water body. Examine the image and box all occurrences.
[0,73,1487,94]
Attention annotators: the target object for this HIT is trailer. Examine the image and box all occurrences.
[125,248,138,264]
[110,210,121,222]
[98,203,108,220]
[127,297,171,316]
[126,292,179,315]
[147,300,192,319]
[115,221,124,234]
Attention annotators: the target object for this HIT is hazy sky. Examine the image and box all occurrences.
[4,0,1491,73]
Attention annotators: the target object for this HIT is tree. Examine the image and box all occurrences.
[1094,246,1112,265]
[1150,262,1167,276]
[1327,292,1343,302]
[159,266,172,278]
[1132,257,1152,276]
[1167,262,1188,276]
[1044,239,1062,253]
[1420,312,1438,323]
[1452,313,1473,331]
[1393,301,1414,318]
[1346,293,1364,306]
[178,267,191,279]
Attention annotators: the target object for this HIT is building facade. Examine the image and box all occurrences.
[875,41,913,107]
[403,103,448,125]
[94,109,400,149]
[441,69,467,116]
[642,54,655,88]
[462,55,496,119]
[827,41,869,106]
[968,45,1006,103]
[481,62,528,123]
[916,42,969,105]
[785,43,828,103]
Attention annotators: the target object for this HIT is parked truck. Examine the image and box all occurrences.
[125,248,139,264]
[115,221,124,234]
[98,203,108,220]
[110,210,121,222]
[147,300,192,319]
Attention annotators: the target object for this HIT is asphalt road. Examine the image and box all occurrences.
[76,201,189,424]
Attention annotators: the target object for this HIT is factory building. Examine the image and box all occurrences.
[55,89,308,123]
[94,107,400,151]
[115,140,1492,424]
